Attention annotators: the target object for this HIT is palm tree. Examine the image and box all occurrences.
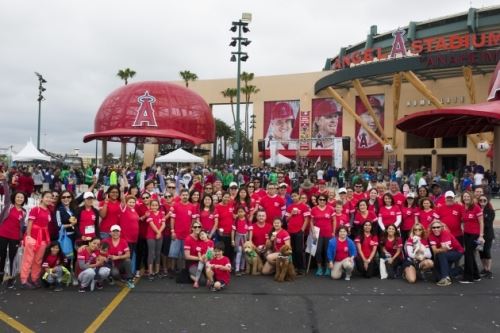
[179,70,198,88]
[116,68,136,85]
[240,72,259,163]
[215,118,234,163]
[221,88,237,126]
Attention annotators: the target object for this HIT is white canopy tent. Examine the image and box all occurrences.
[12,140,51,162]
[155,148,204,163]
[265,153,292,165]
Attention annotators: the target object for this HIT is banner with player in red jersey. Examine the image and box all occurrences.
[311,98,343,150]
[355,94,384,159]
[263,100,300,151]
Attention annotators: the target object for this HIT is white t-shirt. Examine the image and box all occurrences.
[418,177,427,187]
[474,173,484,186]
[316,169,324,180]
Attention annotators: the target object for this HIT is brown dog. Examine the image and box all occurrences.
[274,244,296,282]
[243,241,263,275]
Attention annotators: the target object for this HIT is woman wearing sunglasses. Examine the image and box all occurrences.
[428,220,463,286]
[478,195,495,279]
[403,223,433,284]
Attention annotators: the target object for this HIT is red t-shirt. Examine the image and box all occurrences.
[76,246,98,275]
[273,229,290,252]
[146,211,165,240]
[199,239,214,255]
[136,202,150,239]
[233,200,256,219]
[353,210,377,226]
[415,209,438,229]
[351,192,366,208]
[382,237,403,258]
[99,200,122,233]
[311,205,335,238]
[378,205,401,228]
[79,208,98,240]
[27,206,51,243]
[233,218,252,234]
[259,194,285,225]
[428,229,464,253]
[462,204,483,235]
[200,209,217,232]
[334,213,349,232]
[184,234,202,267]
[285,202,311,234]
[355,234,378,258]
[208,256,231,284]
[400,206,417,231]
[431,194,446,208]
[435,204,464,238]
[391,192,406,207]
[251,189,267,203]
[120,206,140,243]
[42,254,63,269]
[215,203,234,236]
[334,238,350,262]
[0,206,24,240]
[170,201,196,240]
[252,223,272,248]
[103,237,130,264]
[343,200,354,216]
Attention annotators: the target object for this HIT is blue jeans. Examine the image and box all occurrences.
[435,250,462,280]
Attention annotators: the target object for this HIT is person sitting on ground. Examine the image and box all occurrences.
[77,237,110,292]
[205,241,231,292]
[103,225,135,289]
[379,224,403,279]
[327,226,357,281]
[403,223,434,284]
[354,221,378,278]
[261,218,291,275]
[41,241,68,292]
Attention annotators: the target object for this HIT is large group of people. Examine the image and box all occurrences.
[0,161,496,293]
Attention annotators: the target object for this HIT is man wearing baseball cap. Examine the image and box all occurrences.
[357,96,383,149]
[312,100,341,149]
[435,191,465,245]
[265,102,297,150]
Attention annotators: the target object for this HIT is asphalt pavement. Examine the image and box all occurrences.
[1,235,499,333]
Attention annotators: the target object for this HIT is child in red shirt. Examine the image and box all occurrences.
[231,206,253,276]
[206,242,231,291]
[41,241,68,292]
[193,231,214,289]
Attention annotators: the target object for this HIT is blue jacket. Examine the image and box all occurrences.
[327,237,357,262]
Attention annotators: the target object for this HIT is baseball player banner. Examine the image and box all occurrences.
[355,94,385,159]
[264,100,300,151]
[311,98,343,150]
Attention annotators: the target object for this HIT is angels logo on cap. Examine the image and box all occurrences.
[271,102,294,121]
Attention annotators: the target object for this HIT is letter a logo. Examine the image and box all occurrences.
[132,91,158,127]
[389,28,407,58]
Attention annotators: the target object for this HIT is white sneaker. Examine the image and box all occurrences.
[135,271,141,278]
[345,275,351,281]
[90,279,96,292]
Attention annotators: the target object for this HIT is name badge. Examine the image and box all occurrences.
[85,225,95,235]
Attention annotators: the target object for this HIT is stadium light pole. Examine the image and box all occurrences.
[230,13,251,167]
[35,72,47,150]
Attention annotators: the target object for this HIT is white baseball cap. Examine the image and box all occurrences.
[110,225,121,231]
[229,182,238,188]
[406,192,416,198]
[83,192,95,199]
[445,191,455,198]
[338,187,347,194]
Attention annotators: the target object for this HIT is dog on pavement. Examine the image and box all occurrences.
[274,244,296,282]
[243,241,263,275]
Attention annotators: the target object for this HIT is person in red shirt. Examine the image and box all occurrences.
[310,194,335,276]
[76,192,100,244]
[20,191,53,288]
[252,210,273,257]
[366,188,381,216]
[200,195,218,238]
[250,178,266,203]
[215,192,235,264]
[0,176,27,288]
[169,189,196,266]
[377,193,402,233]
[379,224,403,279]
[400,193,418,243]
[351,183,367,208]
[403,223,434,284]
[231,206,253,275]
[352,199,377,238]
[355,221,378,278]
[41,241,67,291]
[145,200,166,280]
[206,242,231,291]
[415,198,438,230]
[99,186,122,239]
[183,221,204,285]
[234,188,256,222]
[15,169,35,197]
[388,181,406,207]
[429,220,463,286]
[103,225,135,289]
[430,183,446,208]
[136,192,151,277]
[285,191,310,274]
[259,183,285,225]
[435,191,464,245]
[338,188,353,219]
[261,218,291,275]
[192,230,214,289]
[460,191,484,283]
[333,200,349,234]
[77,237,110,292]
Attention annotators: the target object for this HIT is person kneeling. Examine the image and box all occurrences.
[429,221,463,286]
[205,242,231,291]
[327,226,357,281]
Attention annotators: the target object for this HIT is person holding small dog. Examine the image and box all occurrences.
[403,223,433,283]
[327,226,357,280]
[429,220,463,286]
[310,194,336,276]
[262,218,291,275]
[285,191,311,274]
[355,221,378,278]
[205,242,231,291]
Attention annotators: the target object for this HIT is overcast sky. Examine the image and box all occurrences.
[0,0,497,156]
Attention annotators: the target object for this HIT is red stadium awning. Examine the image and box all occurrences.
[395,101,500,138]
[83,128,206,145]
